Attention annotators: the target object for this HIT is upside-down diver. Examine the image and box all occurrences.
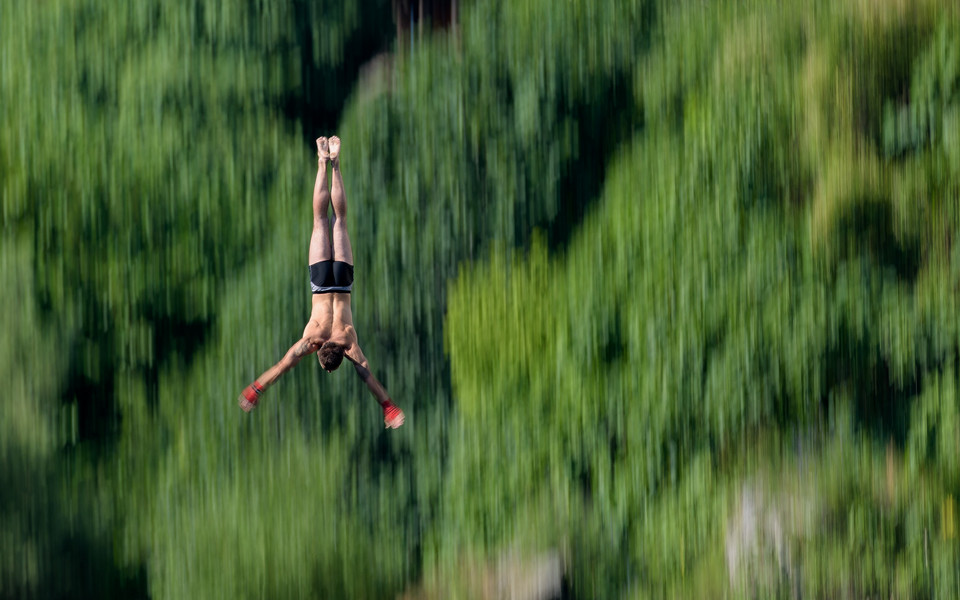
[238,136,405,429]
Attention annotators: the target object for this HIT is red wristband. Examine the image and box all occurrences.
[242,382,264,403]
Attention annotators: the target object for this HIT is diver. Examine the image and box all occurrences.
[238,136,405,429]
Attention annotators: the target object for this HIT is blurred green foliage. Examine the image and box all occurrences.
[3,0,960,598]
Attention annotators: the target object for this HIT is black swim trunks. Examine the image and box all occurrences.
[310,260,354,294]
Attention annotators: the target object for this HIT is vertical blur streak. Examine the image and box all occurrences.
[3,0,960,598]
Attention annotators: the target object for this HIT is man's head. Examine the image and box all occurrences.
[318,342,346,372]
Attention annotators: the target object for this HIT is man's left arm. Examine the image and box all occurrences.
[346,345,405,428]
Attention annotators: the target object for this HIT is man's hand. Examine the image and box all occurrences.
[384,403,405,429]
[239,381,264,412]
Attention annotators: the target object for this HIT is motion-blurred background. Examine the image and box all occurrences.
[2,0,960,597]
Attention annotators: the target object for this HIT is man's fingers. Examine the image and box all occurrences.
[385,409,405,429]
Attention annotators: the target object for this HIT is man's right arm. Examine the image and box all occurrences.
[239,337,319,412]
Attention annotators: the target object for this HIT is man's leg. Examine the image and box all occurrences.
[310,137,333,264]
[328,136,354,266]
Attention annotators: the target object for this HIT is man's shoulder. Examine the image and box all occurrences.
[341,324,359,345]
[329,323,357,344]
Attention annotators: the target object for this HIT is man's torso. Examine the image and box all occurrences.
[304,293,358,355]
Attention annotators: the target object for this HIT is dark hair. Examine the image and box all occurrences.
[318,342,345,371]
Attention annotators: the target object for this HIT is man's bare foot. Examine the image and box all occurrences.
[317,137,329,163]
[328,136,340,166]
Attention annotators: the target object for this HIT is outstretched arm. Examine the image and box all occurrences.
[239,338,319,412]
[346,346,405,428]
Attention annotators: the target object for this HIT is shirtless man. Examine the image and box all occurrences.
[238,136,405,429]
